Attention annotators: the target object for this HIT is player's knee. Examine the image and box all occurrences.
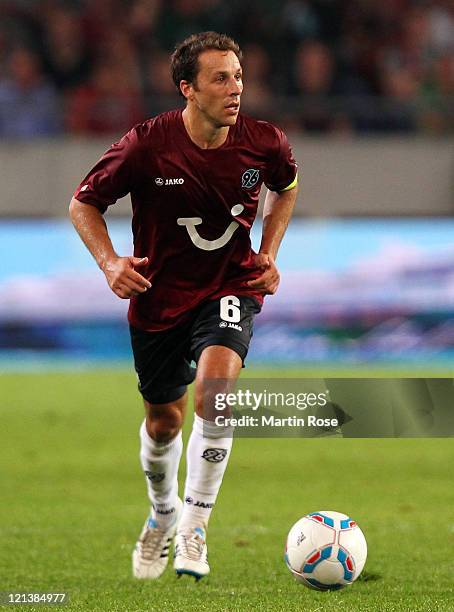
[194,379,234,419]
[152,419,181,443]
[145,403,183,442]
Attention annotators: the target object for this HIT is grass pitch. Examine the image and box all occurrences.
[1,370,454,611]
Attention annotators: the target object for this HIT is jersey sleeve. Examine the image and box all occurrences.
[73,127,139,213]
[263,126,298,193]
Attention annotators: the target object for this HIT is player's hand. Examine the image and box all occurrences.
[103,256,151,299]
[247,253,280,295]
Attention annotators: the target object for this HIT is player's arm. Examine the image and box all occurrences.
[69,197,151,299]
[247,184,298,295]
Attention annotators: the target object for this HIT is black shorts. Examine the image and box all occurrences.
[130,295,261,404]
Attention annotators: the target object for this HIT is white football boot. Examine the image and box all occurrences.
[132,497,183,579]
[174,527,210,580]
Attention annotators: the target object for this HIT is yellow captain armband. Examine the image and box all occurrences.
[280,173,298,192]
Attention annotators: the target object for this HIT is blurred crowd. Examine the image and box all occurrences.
[0,0,452,138]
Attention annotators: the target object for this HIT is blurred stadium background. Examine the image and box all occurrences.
[0,0,453,372]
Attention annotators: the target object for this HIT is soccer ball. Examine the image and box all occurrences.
[285,510,367,591]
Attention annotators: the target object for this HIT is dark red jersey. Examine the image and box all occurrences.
[74,109,297,331]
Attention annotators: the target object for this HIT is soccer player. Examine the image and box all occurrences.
[69,32,298,581]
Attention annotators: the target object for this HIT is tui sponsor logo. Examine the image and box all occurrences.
[177,205,244,251]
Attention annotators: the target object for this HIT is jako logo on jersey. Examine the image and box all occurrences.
[177,204,244,251]
[241,168,260,189]
[219,321,243,331]
[155,177,184,186]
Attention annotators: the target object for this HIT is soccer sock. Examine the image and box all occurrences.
[139,420,183,527]
[179,414,233,532]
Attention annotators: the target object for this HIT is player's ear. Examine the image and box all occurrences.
[180,80,194,101]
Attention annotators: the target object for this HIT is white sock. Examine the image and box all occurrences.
[139,420,183,527]
[179,415,233,532]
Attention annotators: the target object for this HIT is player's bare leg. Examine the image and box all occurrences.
[133,393,187,579]
[174,346,242,580]
[144,393,187,441]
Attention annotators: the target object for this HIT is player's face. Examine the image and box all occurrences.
[191,49,243,127]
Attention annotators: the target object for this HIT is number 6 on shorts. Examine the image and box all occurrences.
[220,295,241,323]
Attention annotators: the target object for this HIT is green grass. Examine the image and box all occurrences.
[1,370,454,611]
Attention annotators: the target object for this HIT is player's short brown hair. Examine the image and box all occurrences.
[170,31,243,97]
